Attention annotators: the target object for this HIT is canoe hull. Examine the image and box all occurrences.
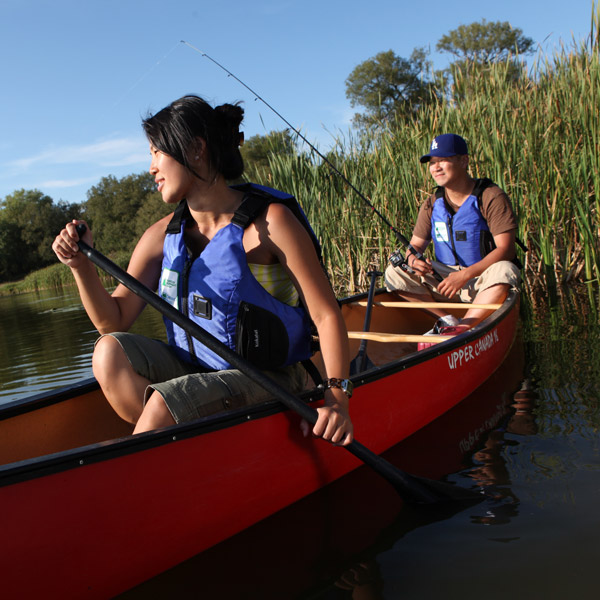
[0,291,519,598]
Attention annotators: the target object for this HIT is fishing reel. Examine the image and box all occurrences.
[389,249,413,273]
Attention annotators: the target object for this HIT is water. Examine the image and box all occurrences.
[1,285,600,598]
[0,286,166,402]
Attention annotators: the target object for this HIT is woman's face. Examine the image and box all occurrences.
[149,144,195,204]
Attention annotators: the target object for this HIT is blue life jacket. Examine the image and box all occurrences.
[158,183,317,371]
[431,179,492,267]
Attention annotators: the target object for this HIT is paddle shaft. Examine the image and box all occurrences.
[75,230,452,504]
[72,231,451,504]
[354,270,382,372]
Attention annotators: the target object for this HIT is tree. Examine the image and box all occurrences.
[132,188,175,241]
[437,19,534,64]
[0,189,77,281]
[345,48,436,128]
[85,172,163,254]
[0,220,22,281]
[437,19,534,94]
[241,130,297,180]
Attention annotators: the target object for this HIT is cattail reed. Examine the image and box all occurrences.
[261,7,600,299]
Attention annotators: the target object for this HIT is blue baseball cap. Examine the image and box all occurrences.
[420,134,468,163]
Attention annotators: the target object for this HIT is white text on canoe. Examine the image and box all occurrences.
[448,329,500,370]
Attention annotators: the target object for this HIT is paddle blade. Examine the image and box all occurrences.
[347,440,484,505]
[350,352,376,375]
[407,475,484,504]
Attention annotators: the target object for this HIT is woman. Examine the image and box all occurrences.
[52,95,353,444]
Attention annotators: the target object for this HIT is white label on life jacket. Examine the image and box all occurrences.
[433,221,449,243]
[159,269,179,309]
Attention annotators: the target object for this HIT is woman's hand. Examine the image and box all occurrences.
[300,388,354,446]
[52,219,93,269]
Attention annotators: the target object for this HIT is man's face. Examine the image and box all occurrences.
[428,155,468,187]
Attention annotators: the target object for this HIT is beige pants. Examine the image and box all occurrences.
[384,260,521,303]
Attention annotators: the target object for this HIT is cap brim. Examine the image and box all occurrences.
[420,151,460,163]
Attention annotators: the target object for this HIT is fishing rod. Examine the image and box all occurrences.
[180,41,442,280]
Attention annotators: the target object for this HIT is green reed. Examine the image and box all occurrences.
[263,7,600,297]
[3,5,598,301]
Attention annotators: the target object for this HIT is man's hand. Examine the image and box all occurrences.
[436,268,471,298]
[409,255,434,277]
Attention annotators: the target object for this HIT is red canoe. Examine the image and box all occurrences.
[0,289,519,599]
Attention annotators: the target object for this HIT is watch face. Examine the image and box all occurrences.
[341,379,353,397]
[323,378,353,398]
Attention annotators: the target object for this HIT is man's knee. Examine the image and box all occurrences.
[384,263,417,293]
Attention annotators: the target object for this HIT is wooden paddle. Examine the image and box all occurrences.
[351,301,503,310]
[347,331,451,343]
[75,225,481,505]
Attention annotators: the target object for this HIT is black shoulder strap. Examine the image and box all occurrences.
[472,178,494,211]
[231,192,269,230]
[165,199,190,234]
[231,183,322,262]
[435,178,494,206]
[164,184,323,262]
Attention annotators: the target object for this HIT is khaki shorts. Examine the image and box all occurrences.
[104,332,309,423]
[384,260,520,303]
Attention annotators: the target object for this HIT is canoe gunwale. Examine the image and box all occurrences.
[0,289,519,488]
[351,288,519,388]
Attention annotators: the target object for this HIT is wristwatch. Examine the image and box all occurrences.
[322,377,353,398]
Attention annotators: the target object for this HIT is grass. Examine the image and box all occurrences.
[0,252,130,296]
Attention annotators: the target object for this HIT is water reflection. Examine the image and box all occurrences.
[464,378,538,526]
[120,337,526,599]
[0,286,165,402]
[332,560,383,599]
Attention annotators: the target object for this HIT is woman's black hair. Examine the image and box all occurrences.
[142,95,244,181]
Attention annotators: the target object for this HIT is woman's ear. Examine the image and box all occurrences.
[193,137,206,161]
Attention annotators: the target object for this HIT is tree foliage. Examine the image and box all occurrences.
[86,172,170,254]
[436,19,534,64]
[345,48,436,128]
[0,189,81,281]
[241,129,297,181]
[346,20,534,126]
[437,19,534,94]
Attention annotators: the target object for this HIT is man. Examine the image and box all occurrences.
[385,133,521,336]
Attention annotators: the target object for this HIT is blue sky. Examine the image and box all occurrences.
[0,0,595,205]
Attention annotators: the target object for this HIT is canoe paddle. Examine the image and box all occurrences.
[350,270,381,375]
[74,225,481,505]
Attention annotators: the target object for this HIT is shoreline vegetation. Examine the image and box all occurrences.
[2,13,599,303]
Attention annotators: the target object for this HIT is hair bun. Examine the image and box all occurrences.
[215,103,244,129]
